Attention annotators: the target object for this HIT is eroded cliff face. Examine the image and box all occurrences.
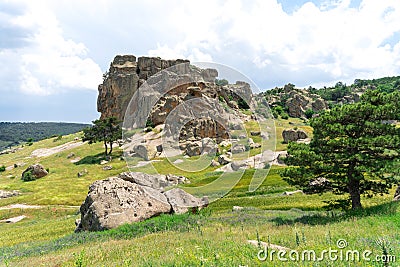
[97,55,190,120]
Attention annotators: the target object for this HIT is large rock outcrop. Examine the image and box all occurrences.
[76,173,207,232]
[98,55,190,121]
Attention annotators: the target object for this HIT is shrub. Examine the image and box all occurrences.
[22,170,36,182]
[53,135,62,142]
[0,165,5,172]
[281,113,289,120]
[305,108,315,119]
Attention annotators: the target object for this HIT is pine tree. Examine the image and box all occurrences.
[282,90,400,210]
[83,117,122,156]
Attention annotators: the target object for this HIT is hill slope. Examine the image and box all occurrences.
[0,122,89,151]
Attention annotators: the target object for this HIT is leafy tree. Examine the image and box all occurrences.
[282,90,400,210]
[304,108,315,119]
[83,117,122,156]
[215,78,229,86]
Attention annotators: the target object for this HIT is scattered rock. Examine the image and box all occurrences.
[173,159,184,164]
[281,190,304,196]
[232,206,244,211]
[231,160,248,171]
[201,138,218,155]
[218,154,232,165]
[67,153,75,159]
[276,151,288,165]
[0,190,19,199]
[77,169,88,177]
[231,144,246,154]
[22,164,48,179]
[133,144,149,160]
[238,134,247,139]
[164,188,208,214]
[210,160,220,167]
[219,140,231,147]
[185,141,202,157]
[100,160,109,165]
[156,144,163,152]
[166,174,187,185]
[282,129,308,143]
[250,131,261,136]
[102,165,113,171]
[70,157,81,163]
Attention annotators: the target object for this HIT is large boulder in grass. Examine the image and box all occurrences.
[21,164,48,180]
[164,188,208,214]
[76,173,206,232]
[75,177,171,232]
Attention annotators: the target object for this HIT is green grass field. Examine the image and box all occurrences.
[0,128,398,266]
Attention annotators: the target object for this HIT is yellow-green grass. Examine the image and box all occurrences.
[5,202,399,266]
[0,134,129,207]
[0,134,399,266]
[274,118,313,151]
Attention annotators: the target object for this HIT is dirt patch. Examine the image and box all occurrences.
[0,204,41,210]
[31,141,84,158]
[0,215,26,223]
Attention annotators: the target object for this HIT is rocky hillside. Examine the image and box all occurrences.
[264,76,400,119]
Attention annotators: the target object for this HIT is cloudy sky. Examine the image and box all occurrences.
[1,0,400,123]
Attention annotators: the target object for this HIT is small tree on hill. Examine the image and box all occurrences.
[83,117,122,156]
[281,90,400,210]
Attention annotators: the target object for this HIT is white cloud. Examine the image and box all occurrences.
[0,0,102,95]
[2,0,400,95]
[146,0,400,88]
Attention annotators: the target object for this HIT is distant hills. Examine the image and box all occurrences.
[0,122,89,151]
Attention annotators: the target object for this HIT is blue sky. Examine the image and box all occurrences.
[1,0,400,123]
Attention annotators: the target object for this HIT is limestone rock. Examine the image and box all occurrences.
[218,154,232,165]
[98,55,189,121]
[211,160,220,167]
[231,144,246,154]
[21,164,48,179]
[118,172,183,190]
[164,188,208,214]
[282,129,308,143]
[0,190,19,199]
[75,177,171,232]
[185,141,202,157]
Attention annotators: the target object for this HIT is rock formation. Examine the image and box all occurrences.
[98,55,191,121]
[75,173,207,232]
[282,129,308,143]
[21,164,48,179]
[265,84,328,118]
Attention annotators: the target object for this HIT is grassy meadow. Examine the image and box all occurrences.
[0,127,398,266]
